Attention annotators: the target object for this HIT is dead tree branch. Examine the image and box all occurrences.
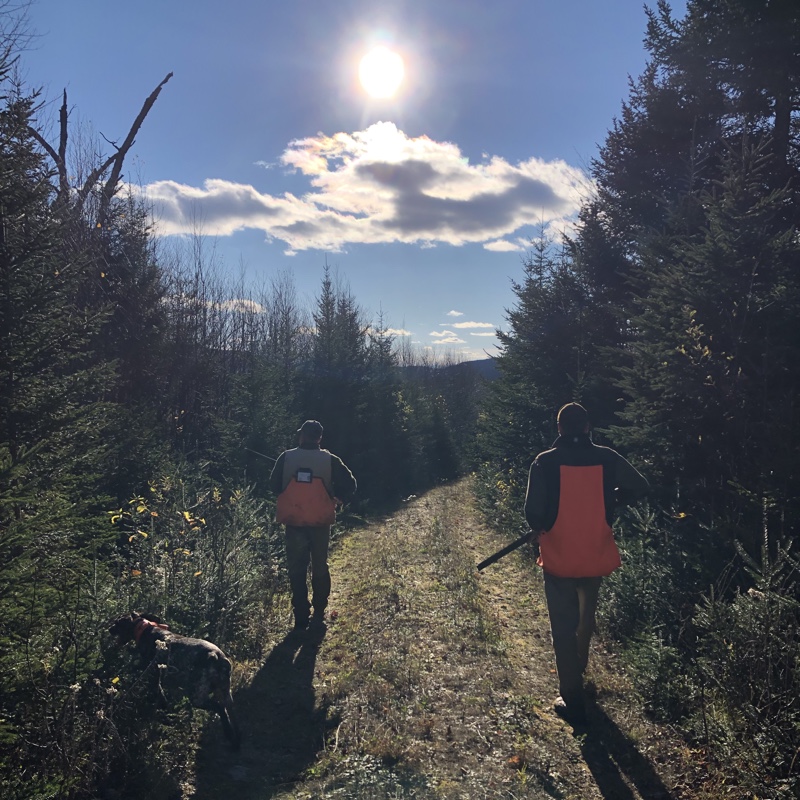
[28,72,173,225]
[93,71,173,226]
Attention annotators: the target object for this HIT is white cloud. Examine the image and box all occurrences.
[429,329,466,344]
[446,310,464,317]
[217,298,266,314]
[365,326,412,337]
[470,331,497,337]
[168,295,266,314]
[143,121,590,254]
[432,334,466,345]
[450,321,494,329]
[483,239,524,252]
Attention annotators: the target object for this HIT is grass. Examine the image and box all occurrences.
[187,478,716,800]
[283,482,576,798]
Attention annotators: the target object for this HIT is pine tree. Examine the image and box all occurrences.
[595,0,800,248]
[361,313,414,503]
[0,77,121,798]
[302,266,368,467]
[613,137,800,557]
[579,0,800,554]
[476,235,623,521]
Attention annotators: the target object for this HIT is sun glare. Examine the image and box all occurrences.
[359,46,405,99]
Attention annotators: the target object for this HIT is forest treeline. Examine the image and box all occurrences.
[1,1,799,798]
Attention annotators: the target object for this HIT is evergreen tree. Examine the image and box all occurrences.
[595,0,800,247]
[302,266,368,473]
[361,313,414,503]
[476,236,622,521]
[577,0,800,556]
[0,76,121,798]
[612,137,800,558]
[648,0,800,183]
[565,5,800,776]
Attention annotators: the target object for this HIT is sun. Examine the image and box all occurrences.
[359,46,405,99]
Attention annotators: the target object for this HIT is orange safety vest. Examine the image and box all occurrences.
[276,448,338,526]
[537,465,621,578]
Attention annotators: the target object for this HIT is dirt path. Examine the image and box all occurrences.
[190,479,704,799]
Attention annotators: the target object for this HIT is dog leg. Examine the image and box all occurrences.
[197,687,240,749]
[220,689,241,749]
[154,663,169,709]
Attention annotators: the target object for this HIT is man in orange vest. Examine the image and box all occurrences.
[270,420,357,631]
[524,403,648,726]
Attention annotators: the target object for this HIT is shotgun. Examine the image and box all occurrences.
[245,446,278,463]
[477,529,538,571]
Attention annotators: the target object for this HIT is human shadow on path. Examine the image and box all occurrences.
[579,703,676,800]
[192,624,332,799]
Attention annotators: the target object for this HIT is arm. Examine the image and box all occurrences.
[614,453,649,506]
[524,459,547,532]
[331,456,357,502]
[269,453,286,496]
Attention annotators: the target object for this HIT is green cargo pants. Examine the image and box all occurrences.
[543,573,602,713]
[285,525,331,622]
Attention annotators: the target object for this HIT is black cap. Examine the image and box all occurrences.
[557,403,589,435]
[297,420,323,438]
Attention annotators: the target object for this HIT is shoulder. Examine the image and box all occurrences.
[590,444,636,470]
[533,447,558,464]
[589,442,621,458]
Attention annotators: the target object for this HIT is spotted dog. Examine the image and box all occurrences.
[108,612,241,748]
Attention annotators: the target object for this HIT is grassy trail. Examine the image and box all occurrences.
[191,478,704,799]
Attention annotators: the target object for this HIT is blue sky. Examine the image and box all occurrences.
[20,0,685,360]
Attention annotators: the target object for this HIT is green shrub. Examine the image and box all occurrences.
[110,459,283,655]
[600,505,681,642]
[692,542,800,799]
[621,632,694,721]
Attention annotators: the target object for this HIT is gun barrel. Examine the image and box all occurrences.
[476,531,534,571]
[245,447,278,463]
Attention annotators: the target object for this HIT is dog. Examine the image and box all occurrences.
[108,612,241,748]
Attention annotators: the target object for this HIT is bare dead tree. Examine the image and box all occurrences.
[28,71,173,226]
[0,1,34,67]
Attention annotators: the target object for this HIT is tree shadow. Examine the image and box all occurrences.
[192,624,332,799]
[579,703,675,800]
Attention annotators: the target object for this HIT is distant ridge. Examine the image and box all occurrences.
[402,358,499,381]
[448,358,499,380]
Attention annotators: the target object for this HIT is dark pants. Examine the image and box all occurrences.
[285,525,331,619]
[543,572,603,711]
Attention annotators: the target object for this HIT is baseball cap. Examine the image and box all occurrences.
[297,420,324,438]
[557,403,589,435]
